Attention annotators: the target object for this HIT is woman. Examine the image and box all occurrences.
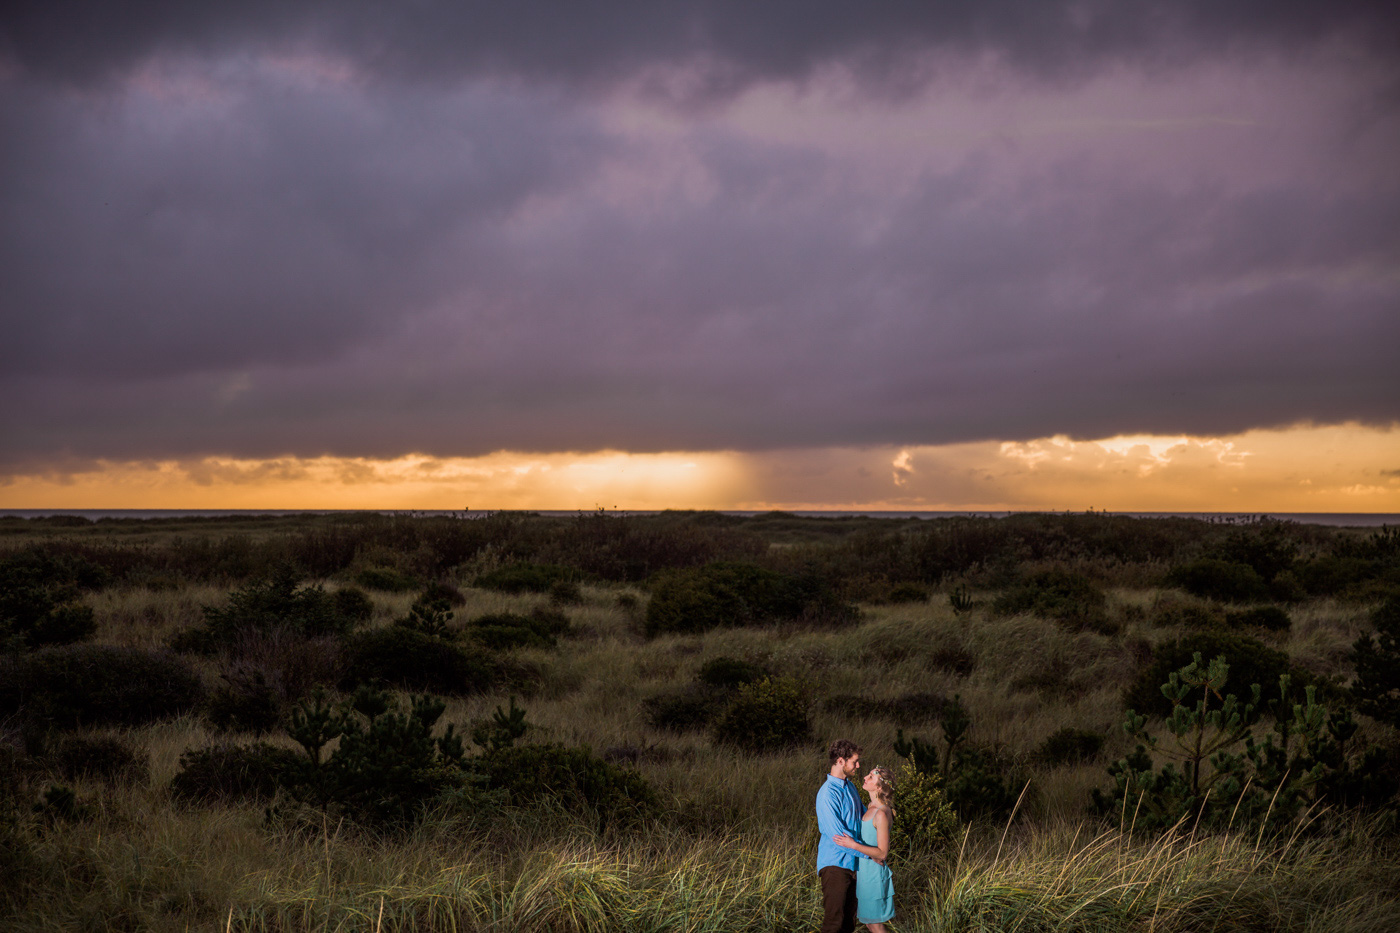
[834,765,896,931]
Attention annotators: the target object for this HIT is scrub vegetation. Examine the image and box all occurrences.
[2,509,1399,931]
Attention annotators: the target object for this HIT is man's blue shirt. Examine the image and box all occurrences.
[815,774,866,871]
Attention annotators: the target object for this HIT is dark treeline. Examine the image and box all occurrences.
[2,510,1394,603]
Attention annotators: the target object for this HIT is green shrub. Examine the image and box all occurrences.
[0,644,204,729]
[285,688,470,827]
[1165,559,1268,603]
[644,686,724,732]
[1350,595,1400,728]
[421,581,467,607]
[49,734,149,786]
[475,563,577,594]
[341,627,492,695]
[886,583,929,604]
[696,656,766,688]
[644,562,835,637]
[887,762,959,860]
[548,580,584,605]
[1034,728,1104,767]
[204,669,282,733]
[711,676,810,753]
[992,570,1106,627]
[331,587,374,623]
[177,566,364,653]
[1150,603,1221,629]
[462,607,570,651]
[476,742,656,829]
[1224,606,1291,632]
[395,594,454,638]
[1095,656,1363,832]
[170,743,302,804]
[1123,631,1298,718]
[354,567,419,593]
[0,548,99,649]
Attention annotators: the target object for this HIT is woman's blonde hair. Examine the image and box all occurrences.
[868,765,897,806]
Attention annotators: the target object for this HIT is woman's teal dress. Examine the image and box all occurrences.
[856,815,895,923]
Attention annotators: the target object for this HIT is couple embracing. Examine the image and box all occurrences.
[815,738,896,933]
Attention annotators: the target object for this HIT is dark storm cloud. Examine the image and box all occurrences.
[1,0,1397,470]
[3,1,1397,91]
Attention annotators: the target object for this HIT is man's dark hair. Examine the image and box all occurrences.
[828,738,861,763]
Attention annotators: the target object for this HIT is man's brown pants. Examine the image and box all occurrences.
[819,865,857,933]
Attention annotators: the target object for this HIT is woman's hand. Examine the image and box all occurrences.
[833,834,854,849]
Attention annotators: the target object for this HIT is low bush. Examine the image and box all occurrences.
[645,562,843,637]
[1123,631,1299,718]
[204,669,282,733]
[0,548,99,649]
[1034,728,1104,767]
[1224,605,1291,632]
[548,580,584,604]
[476,742,656,829]
[1165,559,1268,603]
[644,686,724,732]
[475,563,577,594]
[49,734,149,786]
[177,566,365,653]
[885,583,929,604]
[354,567,419,593]
[341,627,492,695]
[170,743,302,803]
[0,644,204,729]
[461,607,570,651]
[696,656,766,688]
[711,676,811,753]
[331,587,375,623]
[1150,603,1220,629]
[888,762,960,859]
[285,688,471,827]
[992,570,1107,628]
[1350,594,1400,728]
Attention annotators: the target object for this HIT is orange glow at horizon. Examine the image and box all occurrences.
[1,423,1396,512]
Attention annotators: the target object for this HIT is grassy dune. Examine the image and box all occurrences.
[2,512,1397,930]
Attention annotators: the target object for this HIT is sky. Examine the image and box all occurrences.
[1,2,1398,511]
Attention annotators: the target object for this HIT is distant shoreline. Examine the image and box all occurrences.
[2,508,1395,527]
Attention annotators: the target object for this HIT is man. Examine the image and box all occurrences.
[815,738,868,933]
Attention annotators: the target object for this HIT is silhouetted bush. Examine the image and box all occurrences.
[475,562,576,594]
[332,587,374,623]
[1034,728,1104,767]
[170,743,301,804]
[548,579,584,604]
[0,548,101,649]
[1350,595,1400,728]
[711,676,811,753]
[1225,606,1291,632]
[50,734,149,786]
[885,583,929,604]
[175,566,365,654]
[645,562,834,636]
[476,742,656,828]
[1150,603,1221,630]
[1124,632,1298,717]
[354,567,419,593]
[204,669,282,733]
[993,570,1107,628]
[1215,522,1299,583]
[341,627,491,695]
[1166,559,1268,603]
[462,607,570,651]
[696,656,766,688]
[284,688,470,827]
[644,686,724,732]
[0,645,204,729]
